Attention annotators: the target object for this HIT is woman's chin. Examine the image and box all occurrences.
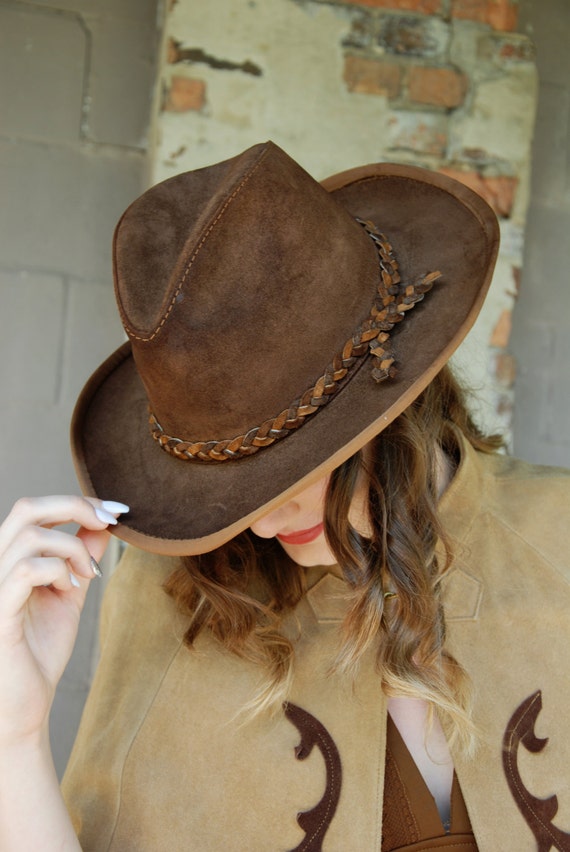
[277,538,338,567]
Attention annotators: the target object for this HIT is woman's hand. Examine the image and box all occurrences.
[0,495,128,745]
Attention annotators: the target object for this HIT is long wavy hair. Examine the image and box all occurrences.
[164,365,503,751]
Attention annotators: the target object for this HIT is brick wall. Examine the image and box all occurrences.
[156,0,536,439]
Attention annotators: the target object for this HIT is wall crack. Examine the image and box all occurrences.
[168,40,262,76]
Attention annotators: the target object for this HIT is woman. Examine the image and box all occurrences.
[0,142,569,851]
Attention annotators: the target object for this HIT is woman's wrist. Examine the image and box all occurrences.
[0,727,80,851]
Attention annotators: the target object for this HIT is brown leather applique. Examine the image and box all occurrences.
[502,690,570,851]
[284,702,342,852]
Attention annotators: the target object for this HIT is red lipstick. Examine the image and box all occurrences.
[276,522,324,546]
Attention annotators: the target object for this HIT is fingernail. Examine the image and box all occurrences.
[101,500,130,514]
[69,572,81,588]
[90,557,103,578]
[95,507,119,525]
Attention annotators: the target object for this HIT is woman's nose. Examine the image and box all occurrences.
[249,501,297,539]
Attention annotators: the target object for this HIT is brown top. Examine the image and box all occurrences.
[382,716,478,851]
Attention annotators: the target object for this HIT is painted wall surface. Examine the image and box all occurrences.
[511,0,570,468]
[0,0,161,775]
[154,0,537,438]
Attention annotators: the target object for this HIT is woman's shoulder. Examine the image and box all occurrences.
[108,545,177,589]
[484,450,570,522]
[475,449,570,579]
[444,439,570,586]
[99,546,183,642]
[454,431,570,518]
[487,449,570,489]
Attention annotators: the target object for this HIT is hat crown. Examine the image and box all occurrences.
[113,142,379,440]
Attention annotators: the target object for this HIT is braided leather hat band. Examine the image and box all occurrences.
[149,218,440,463]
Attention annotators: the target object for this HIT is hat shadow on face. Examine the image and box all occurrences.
[71,141,499,555]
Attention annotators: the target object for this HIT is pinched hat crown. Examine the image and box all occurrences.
[72,141,499,554]
[116,144,383,445]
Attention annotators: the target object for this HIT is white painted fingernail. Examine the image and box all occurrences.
[90,556,103,578]
[95,508,118,525]
[69,573,81,588]
[100,501,130,513]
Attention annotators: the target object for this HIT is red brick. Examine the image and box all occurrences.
[388,112,448,156]
[438,168,518,217]
[496,394,513,418]
[490,310,513,349]
[167,37,181,64]
[344,56,402,98]
[377,14,449,57]
[451,0,518,32]
[164,76,206,112]
[494,351,516,386]
[478,33,535,64]
[499,40,534,61]
[512,265,521,295]
[483,177,518,217]
[342,0,442,13]
[408,66,467,108]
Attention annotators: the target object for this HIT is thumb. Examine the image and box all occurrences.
[76,526,112,567]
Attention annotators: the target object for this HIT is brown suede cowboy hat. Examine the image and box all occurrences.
[71,141,499,555]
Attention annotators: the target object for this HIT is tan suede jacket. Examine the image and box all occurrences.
[62,439,570,851]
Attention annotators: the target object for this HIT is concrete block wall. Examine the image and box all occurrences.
[0,0,161,775]
[511,0,570,467]
[155,0,537,440]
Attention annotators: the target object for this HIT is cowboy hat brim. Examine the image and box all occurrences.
[71,159,499,555]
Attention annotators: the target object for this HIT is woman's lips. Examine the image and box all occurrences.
[276,522,324,545]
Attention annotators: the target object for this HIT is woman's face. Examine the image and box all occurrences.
[249,468,370,567]
[249,475,335,566]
